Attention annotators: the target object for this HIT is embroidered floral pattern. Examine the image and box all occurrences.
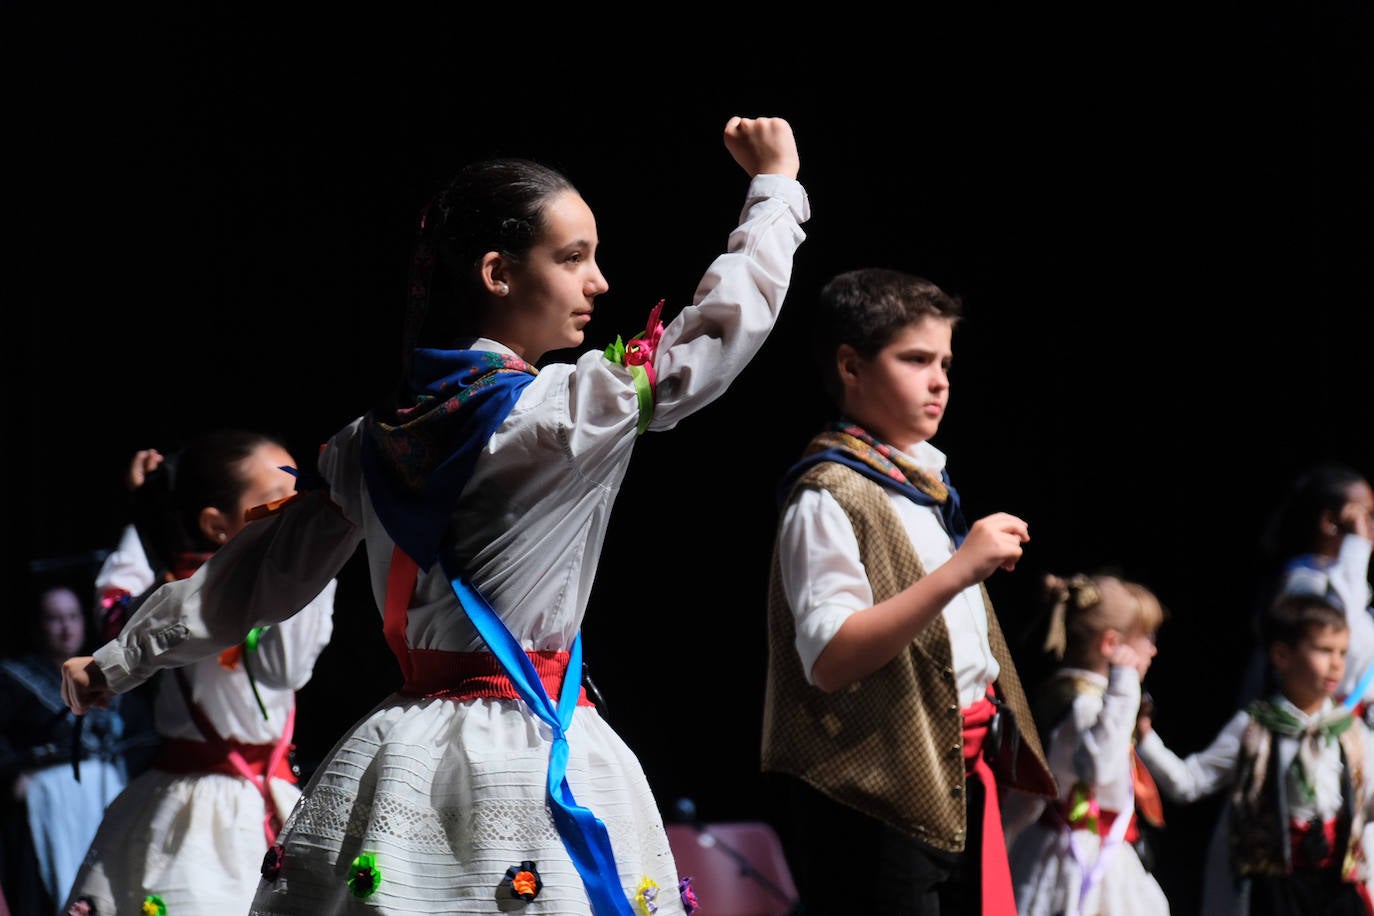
[504,860,543,901]
[140,895,166,916]
[347,852,382,899]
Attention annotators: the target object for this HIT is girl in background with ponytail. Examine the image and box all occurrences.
[1008,572,1171,915]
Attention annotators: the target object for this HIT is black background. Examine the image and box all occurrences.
[13,7,1373,914]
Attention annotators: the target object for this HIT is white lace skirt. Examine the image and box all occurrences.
[1009,822,1172,916]
[249,694,685,915]
[66,767,300,916]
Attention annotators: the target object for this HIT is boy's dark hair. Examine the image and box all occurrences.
[811,268,963,407]
[1261,591,1348,650]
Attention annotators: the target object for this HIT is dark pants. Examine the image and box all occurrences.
[1250,868,1371,916]
[766,772,983,916]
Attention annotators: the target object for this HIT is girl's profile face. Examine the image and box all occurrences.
[494,190,609,364]
[223,443,298,543]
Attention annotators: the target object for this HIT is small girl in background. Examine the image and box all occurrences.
[1008,572,1171,916]
[64,430,336,916]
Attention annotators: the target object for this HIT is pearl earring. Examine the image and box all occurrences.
[217,532,227,542]
[498,282,509,294]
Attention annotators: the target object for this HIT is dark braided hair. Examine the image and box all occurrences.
[133,429,290,561]
[402,158,576,376]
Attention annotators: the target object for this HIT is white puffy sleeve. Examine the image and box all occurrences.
[1136,710,1248,803]
[92,488,362,695]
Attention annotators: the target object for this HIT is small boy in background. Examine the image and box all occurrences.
[1138,592,1374,915]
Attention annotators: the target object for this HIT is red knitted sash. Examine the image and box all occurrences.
[400,648,593,705]
[155,736,297,783]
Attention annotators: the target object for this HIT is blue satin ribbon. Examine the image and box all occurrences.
[360,345,630,912]
[446,565,632,916]
[1345,662,1374,711]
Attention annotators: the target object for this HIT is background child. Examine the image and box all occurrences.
[761,267,1056,914]
[1139,592,1374,916]
[64,430,336,916]
[1238,462,1374,708]
[1007,571,1170,915]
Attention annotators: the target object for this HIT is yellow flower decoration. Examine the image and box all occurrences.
[635,875,661,915]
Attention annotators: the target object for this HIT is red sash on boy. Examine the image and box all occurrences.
[962,689,1015,916]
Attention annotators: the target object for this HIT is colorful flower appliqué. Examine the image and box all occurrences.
[347,852,382,899]
[679,876,699,915]
[140,895,166,916]
[635,875,661,915]
[603,299,666,435]
[504,860,543,902]
[66,895,99,916]
[261,843,285,881]
[1066,781,1101,834]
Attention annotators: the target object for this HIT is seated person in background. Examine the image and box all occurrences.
[1,583,135,916]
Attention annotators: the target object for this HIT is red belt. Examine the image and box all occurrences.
[1290,816,1340,869]
[400,648,594,705]
[1040,798,1139,844]
[155,736,297,783]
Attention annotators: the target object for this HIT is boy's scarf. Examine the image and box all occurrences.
[360,347,537,570]
[778,420,969,545]
[1248,697,1354,805]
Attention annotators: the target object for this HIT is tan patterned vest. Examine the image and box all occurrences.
[761,461,1057,853]
[1229,713,1370,881]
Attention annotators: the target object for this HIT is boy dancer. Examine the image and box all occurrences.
[761,268,1057,915]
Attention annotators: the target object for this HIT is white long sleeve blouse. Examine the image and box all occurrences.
[92,172,810,691]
